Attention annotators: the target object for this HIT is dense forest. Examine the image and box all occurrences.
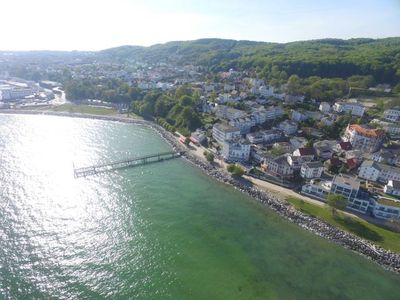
[100,38,400,85]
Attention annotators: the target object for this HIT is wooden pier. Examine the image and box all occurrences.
[74,151,185,178]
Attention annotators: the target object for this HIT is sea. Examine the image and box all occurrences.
[0,113,399,299]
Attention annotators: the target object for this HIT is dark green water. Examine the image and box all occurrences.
[0,114,399,299]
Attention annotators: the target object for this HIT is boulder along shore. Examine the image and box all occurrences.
[2,109,400,274]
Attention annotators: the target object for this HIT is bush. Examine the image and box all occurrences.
[227,164,245,177]
[203,151,214,162]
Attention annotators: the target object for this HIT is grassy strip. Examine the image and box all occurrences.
[21,104,144,119]
[286,196,400,253]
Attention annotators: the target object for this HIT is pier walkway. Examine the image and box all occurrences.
[74,151,185,178]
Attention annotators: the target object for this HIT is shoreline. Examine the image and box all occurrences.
[2,109,400,274]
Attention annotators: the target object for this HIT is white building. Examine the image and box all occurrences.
[215,105,246,121]
[358,160,381,182]
[333,102,365,117]
[246,129,282,144]
[342,124,385,153]
[289,137,308,150]
[212,123,241,145]
[301,180,332,200]
[262,155,294,179]
[229,117,255,134]
[319,102,331,113]
[331,174,370,213]
[277,120,298,135]
[291,110,308,122]
[221,139,251,162]
[300,161,324,179]
[358,160,400,183]
[383,107,400,122]
[371,119,400,137]
[372,198,400,220]
[384,180,400,197]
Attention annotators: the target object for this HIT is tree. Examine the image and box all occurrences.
[287,75,302,95]
[327,193,348,214]
[184,137,191,146]
[203,151,214,162]
[227,164,245,177]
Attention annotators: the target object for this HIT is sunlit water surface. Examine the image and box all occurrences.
[0,114,400,299]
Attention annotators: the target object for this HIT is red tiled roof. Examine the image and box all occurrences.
[346,158,357,169]
[349,124,385,138]
[339,142,352,150]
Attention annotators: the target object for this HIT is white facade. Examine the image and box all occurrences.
[229,117,255,134]
[384,180,400,197]
[222,139,251,162]
[301,181,331,200]
[358,160,400,183]
[372,199,400,220]
[300,162,324,179]
[343,124,384,153]
[358,161,381,181]
[212,123,241,145]
[333,102,365,117]
[319,102,331,113]
[215,105,246,121]
[278,120,298,135]
[383,107,400,122]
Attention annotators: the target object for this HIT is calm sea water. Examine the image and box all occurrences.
[0,114,400,299]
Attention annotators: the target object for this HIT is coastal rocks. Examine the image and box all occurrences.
[152,124,400,274]
[4,110,400,274]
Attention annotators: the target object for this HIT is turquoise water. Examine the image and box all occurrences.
[0,114,399,299]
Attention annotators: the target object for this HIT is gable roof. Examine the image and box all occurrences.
[339,142,352,151]
[297,147,316,156]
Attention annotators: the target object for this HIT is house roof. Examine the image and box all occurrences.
[297,147,316,156]
[346,158,357,169]
[303,161,323,169]
[333,174,360,190]
[360,160,381,170]
[348,124,385,138]
[339,142,352,151]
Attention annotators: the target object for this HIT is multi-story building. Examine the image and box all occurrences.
[330,174,370,213]
[246,129,282,144]
[319,102,331,113]
[384,180,400,197]
[372,198,400,220]
[383,107,400,122]
[221,139,251,162]
[301,180,332,200]
[229,117,255,134]
[212,123,241,145]
[215,105,246,121]
[358,160,400,183]
[342,124,385,153]
[262,155,294,179]
[277,120,298,135]
[300,161,324,179]
[333,102,365,117]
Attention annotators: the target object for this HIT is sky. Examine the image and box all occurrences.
[1,0,399,51]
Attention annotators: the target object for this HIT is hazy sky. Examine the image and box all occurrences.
[1,0,400,51]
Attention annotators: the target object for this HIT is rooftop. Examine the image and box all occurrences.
[348,124,385,138]
[332,174,360,190]
[213,122,240,133]
[376,197,400,208]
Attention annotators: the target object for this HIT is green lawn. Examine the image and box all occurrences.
[49,104,117,115]
[286,196,400,253]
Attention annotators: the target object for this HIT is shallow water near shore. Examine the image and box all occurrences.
[1,114,400,299]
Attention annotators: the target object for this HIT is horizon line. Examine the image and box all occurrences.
[0,35,399,52]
